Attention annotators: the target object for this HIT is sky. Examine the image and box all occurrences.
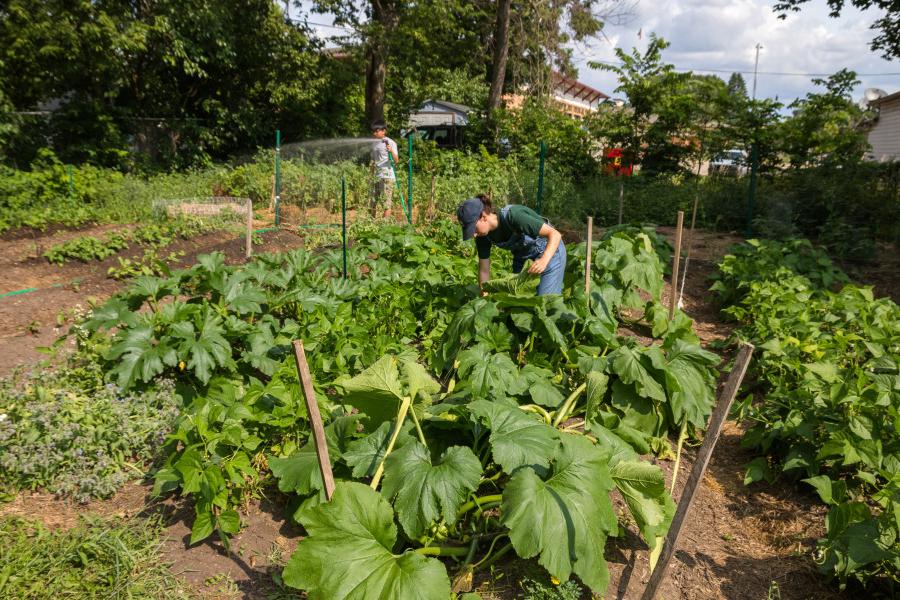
[294,0,899,107]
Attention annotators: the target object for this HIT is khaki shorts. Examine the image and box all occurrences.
[371,178,394,212]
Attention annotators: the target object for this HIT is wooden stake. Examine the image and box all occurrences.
[677,195,700,308]
[245,199,252,259]
[584,216,593,297]
[617,182,624,225]
[640,343,754,600]
[428,174,437,221]
[291,340,335,501]
[668,211,684,320]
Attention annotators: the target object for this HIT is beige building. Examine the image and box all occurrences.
[504,71,609,119]
[866,90,900,162]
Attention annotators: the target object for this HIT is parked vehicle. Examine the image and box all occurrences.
[709,149,748,176]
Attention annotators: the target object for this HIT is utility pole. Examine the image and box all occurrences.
[751,43,763,100]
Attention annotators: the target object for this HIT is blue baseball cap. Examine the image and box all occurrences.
[456,198,484,240]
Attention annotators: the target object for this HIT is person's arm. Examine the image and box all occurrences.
[478,258,491,293]
[527,224,562,274]
[388,140,399,164]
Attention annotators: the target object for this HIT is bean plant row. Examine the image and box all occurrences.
[712,239,900,590]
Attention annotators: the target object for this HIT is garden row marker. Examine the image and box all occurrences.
[341,176,348,279]
[677,196,700,309]
[640,343,754,600]
[618,182,624,225]
[291,340,335,501]
[245,199,252,259]
[275,129,282,226]
[407,135,414,223]
[668,211,685,320]
[584,216,593,298]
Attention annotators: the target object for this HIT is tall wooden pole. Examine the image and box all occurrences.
[640,343,755,600]
[292,340,335,500]
[668,211,684,320]
[584,216,593,297]
[245,199,252,259]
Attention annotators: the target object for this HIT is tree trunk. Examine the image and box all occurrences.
[487,0,512,119]
[365,0,396,126]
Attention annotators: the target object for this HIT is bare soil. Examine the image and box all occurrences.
[2,222,897,599]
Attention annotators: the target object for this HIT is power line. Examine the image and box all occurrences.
[586,58,900,78]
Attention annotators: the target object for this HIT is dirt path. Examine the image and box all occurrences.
[0,225,884,599]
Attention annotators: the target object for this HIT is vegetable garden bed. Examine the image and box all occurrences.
[2,218,893,599]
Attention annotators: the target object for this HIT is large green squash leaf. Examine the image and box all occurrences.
[609,346,667,403]
[661,340,719,428]
[107,323,177,388]
[382,442,483,538]
[343,420,416,478]
[338,355,437,427]
[269,415,363,494]
[501,435,617,594]
[468,400,560,473]
[457,347,525,399]
[283,482,451,599]
[339,355,405,425]
[610,460,675,551]
[481,269,540,295]
[435,298,500,370]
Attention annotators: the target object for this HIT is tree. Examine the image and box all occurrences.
[0,0,328,168]
[487,0,512,120]
[727,73,748,99]
[308,0,404,126]
[589,35,694,174]
[773,0,900,59]
[779,68,869,168]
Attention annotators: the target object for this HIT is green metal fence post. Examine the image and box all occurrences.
[407,135,413,223]
[67,165,74,198]
[536,141,546,215]
[275,129,282,226]
[341,175,348,279]
[745,143,758,237]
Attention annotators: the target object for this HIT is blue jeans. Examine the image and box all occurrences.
[512,242,567,296]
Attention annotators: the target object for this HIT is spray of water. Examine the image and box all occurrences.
[281,137,382,163]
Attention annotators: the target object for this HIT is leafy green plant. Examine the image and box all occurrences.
[60,220,719,595]
[44,232,129,264]
[0,373,181,502]
[713,238,900,588]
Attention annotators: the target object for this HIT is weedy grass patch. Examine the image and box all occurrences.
[0,515,194,599]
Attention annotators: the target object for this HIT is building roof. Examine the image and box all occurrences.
[421,99,472,114]
[551,72,609,104]
[872,90,900,107]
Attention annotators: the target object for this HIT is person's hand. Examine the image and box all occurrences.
[528,258,549,274]
[479,289,489,298]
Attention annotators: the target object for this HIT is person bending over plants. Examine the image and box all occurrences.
[456,195,566,296]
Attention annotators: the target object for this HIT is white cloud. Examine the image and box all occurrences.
[573,0,898,105]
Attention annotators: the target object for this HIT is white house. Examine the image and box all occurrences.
[866,90,900,162]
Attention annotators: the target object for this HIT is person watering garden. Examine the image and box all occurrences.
[456,195,567,296]
[370,120,399,219]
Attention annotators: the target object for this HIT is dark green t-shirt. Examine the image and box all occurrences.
[475,205,545,259]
